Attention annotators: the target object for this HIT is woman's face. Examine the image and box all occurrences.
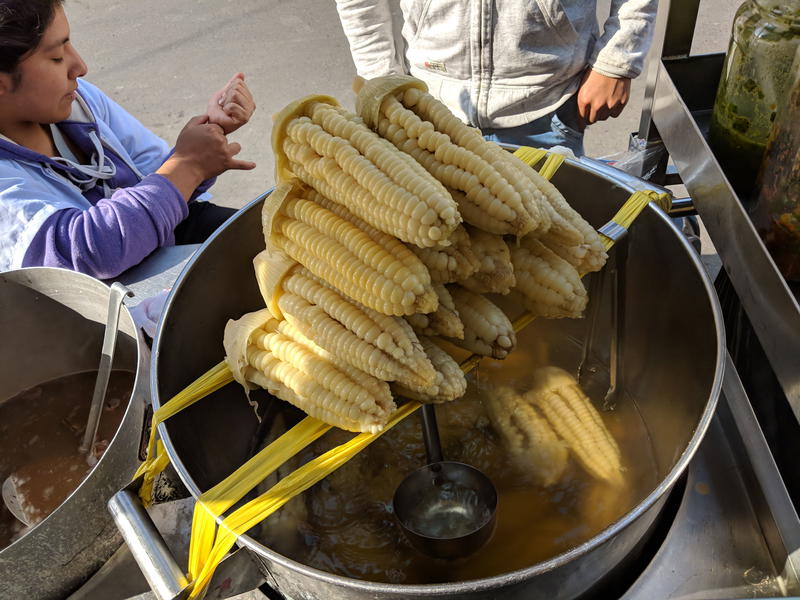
[2,6,88,124]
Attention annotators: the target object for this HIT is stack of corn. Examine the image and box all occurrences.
[223,77,608,434]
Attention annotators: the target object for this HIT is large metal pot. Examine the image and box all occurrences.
[0,268,148,598]
[151,158,724,599]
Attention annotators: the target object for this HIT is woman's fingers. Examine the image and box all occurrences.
[225,141,256,170]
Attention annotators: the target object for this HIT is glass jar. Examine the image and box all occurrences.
[708,0,800,201]
[753,49,800,282]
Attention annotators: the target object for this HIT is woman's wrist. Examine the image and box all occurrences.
[156,156,206,202]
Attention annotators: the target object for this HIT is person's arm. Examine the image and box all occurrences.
[22,174,188,279]
[21,115,254,279]
[590,0,658,79]
[79,80,218,199]
[335,0,404,78]
[577,0,657,124]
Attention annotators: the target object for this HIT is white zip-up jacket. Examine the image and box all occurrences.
[335,0,658,129]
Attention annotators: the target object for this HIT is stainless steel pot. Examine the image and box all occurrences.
[0,268,149,599]
[147,158,724,599]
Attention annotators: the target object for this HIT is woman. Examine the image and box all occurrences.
[0,0,256,278]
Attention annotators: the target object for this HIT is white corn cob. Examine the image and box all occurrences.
[526,367,623,485]
[272,95,460,248]
[408,224,480,284]
[509,236,588,318]
[484,386,568,486]
[223,309,395,433]
[357,75,549,237]
[392,337,466,403]
[458,225,516,295]
[406,282,464,339]
[445,284,516,359]
[539,228,608,274]
[518,166,608,271]
[253,251,438,393]
[263,182,437,316]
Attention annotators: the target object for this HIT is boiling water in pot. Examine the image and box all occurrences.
[255,335,658,585]
[0,370,134,548]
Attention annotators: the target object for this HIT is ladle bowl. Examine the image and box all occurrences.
[393,461,498,560]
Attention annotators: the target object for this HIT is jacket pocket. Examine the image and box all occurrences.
[533,0,578,45]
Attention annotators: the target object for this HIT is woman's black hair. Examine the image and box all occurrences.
[0,0,64,76]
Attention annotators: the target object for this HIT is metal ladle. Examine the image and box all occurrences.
[392,404,497,560]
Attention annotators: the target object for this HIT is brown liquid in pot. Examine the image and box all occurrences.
[257,348,657,584]
[0,370,134,549]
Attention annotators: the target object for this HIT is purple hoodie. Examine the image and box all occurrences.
[0,79,214,279]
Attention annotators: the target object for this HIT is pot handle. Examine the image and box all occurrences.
[108,488,191,600]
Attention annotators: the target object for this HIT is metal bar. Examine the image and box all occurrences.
[108,489,190,600]
[651,57,800,423]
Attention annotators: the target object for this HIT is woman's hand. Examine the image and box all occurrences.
[576,69,631,127]
[157,115,256,201]
[206,73,256,135]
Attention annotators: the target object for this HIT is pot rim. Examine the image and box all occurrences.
[152,157,725,592]
[0,266,148,556]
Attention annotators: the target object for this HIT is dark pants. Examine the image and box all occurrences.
[174,201,237,245]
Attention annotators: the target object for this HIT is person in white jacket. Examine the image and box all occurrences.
[335,0,658,155]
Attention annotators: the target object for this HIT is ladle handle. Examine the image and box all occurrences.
[80,282,133,455]
[108,488,190,600]
[421,403,444,464]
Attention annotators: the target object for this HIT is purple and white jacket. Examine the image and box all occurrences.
[0,79,213,279]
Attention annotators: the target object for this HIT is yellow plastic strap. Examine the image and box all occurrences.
[539,153,566,180]
[134,361,234,506]
[186,302,559,598]
[136,440,171,504]
[597,190,672,251]
[187,416,331,578]
[512,146,548,168]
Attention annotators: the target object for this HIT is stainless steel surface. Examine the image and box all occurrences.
[0,267,149,599]
[108,489,190,600]
[604,242,626,407]
[145,161,723,599]
[651,54,800,423]
[81,282,134,455]
[624,354,800,599]
[392,462,498,560]
[718,355,800,588]
[114,244,202,305]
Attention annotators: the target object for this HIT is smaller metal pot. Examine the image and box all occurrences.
[0,268,149,599]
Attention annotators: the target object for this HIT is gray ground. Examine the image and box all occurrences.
[67,0,741,210]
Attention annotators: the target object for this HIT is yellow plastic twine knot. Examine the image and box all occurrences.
[597,189,673,251]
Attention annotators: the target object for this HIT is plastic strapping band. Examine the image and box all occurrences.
[598,221,628,242]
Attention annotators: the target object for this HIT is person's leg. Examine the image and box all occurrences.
[482,95,585,156]
[173,202,237,245]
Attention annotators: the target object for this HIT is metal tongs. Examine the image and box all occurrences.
[577,240,628,408]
